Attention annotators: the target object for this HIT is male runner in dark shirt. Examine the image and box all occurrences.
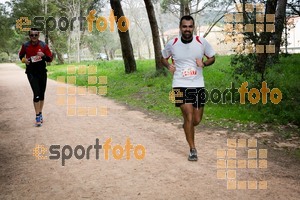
[19,28,53,127]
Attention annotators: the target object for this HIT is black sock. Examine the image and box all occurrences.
[36,114,40,116]
[39,112,42,116]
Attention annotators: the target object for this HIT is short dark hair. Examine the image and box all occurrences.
[28,28,39,35]
[180,15,194,26]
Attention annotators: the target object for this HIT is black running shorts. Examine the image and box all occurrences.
[172,87,205,108]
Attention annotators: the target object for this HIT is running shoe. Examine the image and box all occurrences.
[40,114,43,123]
[188,148,198,161]
[35,115,42,127]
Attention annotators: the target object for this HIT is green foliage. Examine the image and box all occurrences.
[230,53,300,125]
[0,52,9,62]
[231,53,257,81]
[0,3,23,56]
[83,28,120,59]
[263,54,300,125]
[230,52,280,87]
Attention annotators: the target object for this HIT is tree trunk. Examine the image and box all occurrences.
[67,31,71,63]
[56,52,64,64]
[137,45,142,60]
[255,0,277,81]
[44,0,49,45]
[76,1,81,63]
[49,35,64,64]
[274,0,287,59]
[110,0,136,73]
[155,2,166,46]
[146,39,151,59]
[109,49,115,60]
[144,0,165,74]
[104,46,109,60]
[180,0,190,18]
[193,0,200,35]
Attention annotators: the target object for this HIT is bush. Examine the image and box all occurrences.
[231,53,300,125]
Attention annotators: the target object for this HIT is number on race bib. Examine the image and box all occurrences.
[182,67,197,77]
[31,56,42,63]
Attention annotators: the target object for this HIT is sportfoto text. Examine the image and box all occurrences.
[17,9,129,32]
[49,138,146,166]
[172,81,282,105]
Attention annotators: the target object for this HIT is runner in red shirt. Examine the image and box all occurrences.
[19,28,53,127]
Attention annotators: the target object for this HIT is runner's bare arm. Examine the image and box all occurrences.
[161,57,175,73]
[203,56,215,67]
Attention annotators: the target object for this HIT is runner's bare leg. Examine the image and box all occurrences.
[180,104,196,149]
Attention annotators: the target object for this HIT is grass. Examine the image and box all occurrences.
[19,54,300,130]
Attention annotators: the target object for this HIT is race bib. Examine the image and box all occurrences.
[182,67,197,77]
[31,56,42,63]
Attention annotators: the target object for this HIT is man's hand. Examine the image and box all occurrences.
[168,63,176,74]
[196,58,204,68]
[161,57,176,75]
[37,51,45,57]
[25,59,30,65]
[22,57,30,65]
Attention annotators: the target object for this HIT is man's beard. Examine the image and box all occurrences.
[182,31,193,40]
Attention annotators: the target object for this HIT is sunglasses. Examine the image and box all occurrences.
[30,34,39,37]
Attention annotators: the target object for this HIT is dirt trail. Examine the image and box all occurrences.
[0,63,299,200]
